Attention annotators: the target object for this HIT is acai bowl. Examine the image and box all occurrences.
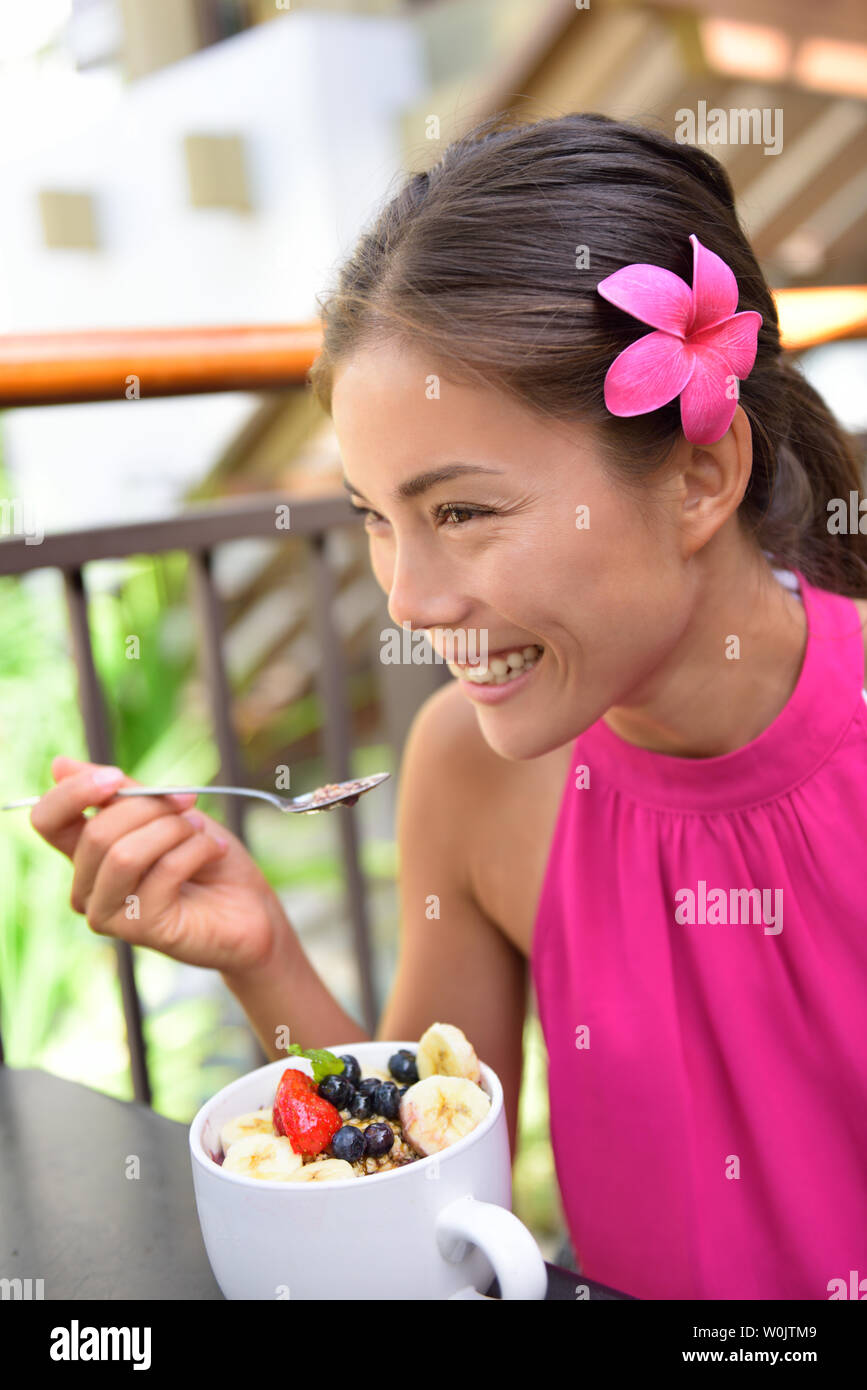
[189,1026,548,1300]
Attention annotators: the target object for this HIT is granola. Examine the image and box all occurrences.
[304,1114,419,1176]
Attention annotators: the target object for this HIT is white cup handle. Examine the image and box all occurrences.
[436,1193,548,1300]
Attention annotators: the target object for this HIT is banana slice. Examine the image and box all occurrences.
[360,1066,391,1083]
[415,1023,481,1084]
[287,1159,357,1183]
[219,1108,275,1154]
[222,1134,303,1181]
[399,1075,490,1156]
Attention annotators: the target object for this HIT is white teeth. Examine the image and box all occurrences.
[448,644,543,685]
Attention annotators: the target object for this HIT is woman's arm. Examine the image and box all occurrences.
[219,889,370,1060]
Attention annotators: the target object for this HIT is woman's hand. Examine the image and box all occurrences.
[29,757,287,973]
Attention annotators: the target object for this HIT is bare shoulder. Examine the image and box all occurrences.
[405,678,510,778]
[399,679,517,843]
[403,678,552,816]
[402,679,572,955]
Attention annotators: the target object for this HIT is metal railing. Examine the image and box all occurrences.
[0,487,384,1102]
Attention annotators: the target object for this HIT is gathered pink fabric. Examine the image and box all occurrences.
[530,570,867,1299]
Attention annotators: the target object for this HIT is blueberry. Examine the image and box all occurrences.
[318,1074,352,1109]
[363,1122,395,1157]
[349,1090,375,1120]
[397,1085,410,1099]
[373,1081,400,1120]
[357,1077,381,1100]
[331,1125,365,1163]
[388,1050,418,1086]
[338,1054,361,1086]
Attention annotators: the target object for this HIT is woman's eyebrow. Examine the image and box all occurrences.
[342,463,504,504]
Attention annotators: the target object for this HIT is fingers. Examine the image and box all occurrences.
[135,825,230,941]
[31,762,197,862]
[32,765,128,859]
[83,810,225,930]
[69,792,206,913]
[51,756,79,780]
[51,755,94,782]
[50,757,197,811]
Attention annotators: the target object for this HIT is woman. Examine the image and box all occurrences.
[31,112,867,1299]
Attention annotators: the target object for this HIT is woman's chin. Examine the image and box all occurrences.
[473,710,565,762]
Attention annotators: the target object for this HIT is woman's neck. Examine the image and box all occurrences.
[603,548,808,758]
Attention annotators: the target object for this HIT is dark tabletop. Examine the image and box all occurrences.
[0,1068,633,1301]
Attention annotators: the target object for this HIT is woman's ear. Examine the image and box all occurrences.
[677,405,753,559]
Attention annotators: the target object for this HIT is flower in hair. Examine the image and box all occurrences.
[596,234,762,446]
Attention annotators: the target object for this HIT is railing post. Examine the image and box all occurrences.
[188,546,268,1069]
[308,532,379,1036]
[62,567,152,1106]
[0,499,378,1080]
[189,548,247,843]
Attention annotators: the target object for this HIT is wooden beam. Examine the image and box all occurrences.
[648,0,867,45]
[0,323,323,407]
[775,285,867,349]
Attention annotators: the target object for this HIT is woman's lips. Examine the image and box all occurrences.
[451,648,545,703]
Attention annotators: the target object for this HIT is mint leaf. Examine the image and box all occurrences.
[285,1044,345,1085]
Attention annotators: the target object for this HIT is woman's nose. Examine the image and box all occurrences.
[385,549,463,634]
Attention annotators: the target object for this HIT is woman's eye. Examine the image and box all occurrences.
[348,502,386,527]
[436,503,488,526]
[349,501,491,529]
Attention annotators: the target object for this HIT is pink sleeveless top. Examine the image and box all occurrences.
[530,570,867,1300]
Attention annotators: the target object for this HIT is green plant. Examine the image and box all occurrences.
[0,438,236,1107]
[0,443,399,1115]
[512,1011,564,1240]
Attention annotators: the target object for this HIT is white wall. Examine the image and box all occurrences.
[0,11,424,531]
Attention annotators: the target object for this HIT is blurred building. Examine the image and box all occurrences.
[0,0,538,527]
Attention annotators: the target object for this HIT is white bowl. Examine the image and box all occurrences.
[189,1040,548,1300]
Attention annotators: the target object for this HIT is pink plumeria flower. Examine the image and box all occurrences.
[596,234,762,446]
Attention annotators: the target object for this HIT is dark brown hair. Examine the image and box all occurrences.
[309,110,867,596]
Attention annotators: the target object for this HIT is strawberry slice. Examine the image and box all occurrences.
[274,1067,341,1156]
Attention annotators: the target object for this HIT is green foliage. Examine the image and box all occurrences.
[0,563,124,1081]
[283,1044,345,1084]
[512,1012,564,1238]
[0,552,229,1104]
[0,435,241,1108]
[0,442,396,1118]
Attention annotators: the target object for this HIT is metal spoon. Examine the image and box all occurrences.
[2,772,390,815]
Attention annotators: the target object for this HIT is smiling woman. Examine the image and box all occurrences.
[26,109,867,1302]
[303,110,867,1300]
